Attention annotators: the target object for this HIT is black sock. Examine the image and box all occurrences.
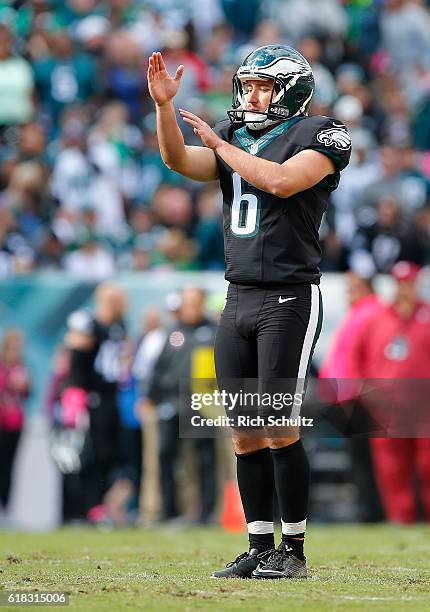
[236,447,275,552]
[282,534,305,558]
[271,440,309,558]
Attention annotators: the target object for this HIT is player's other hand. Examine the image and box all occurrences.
[147,51,184,107]
[179,109,223,150]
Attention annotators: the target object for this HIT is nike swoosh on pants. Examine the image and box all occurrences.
[278,296,297,304]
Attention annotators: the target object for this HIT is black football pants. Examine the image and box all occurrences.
[214,283,323,410]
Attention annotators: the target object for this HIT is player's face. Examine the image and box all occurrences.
[242,79,274,113]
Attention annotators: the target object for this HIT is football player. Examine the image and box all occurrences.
[62,283,127,516]
[147,45,351,579]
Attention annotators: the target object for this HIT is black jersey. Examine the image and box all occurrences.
[66,309,126,394]
[213,115,351,286]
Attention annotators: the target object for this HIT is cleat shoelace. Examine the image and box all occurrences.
[225,552,249,568]
[256,548,275,562]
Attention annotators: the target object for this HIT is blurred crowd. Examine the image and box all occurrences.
[0,0,430,279]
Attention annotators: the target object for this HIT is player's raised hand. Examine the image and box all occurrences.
[179,109,223,150]
[147,51,184,106]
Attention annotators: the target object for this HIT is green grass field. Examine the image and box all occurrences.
[1,525,429,611]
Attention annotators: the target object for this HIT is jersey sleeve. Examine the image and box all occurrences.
[293,116,351,191]
[303,116,351,171]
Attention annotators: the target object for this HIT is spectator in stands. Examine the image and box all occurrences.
[349,195,425,273]
[3,160,50,250]
[0,24,34,131]
[152,228,198,271]
[37,229,65,270]
[160,29,210,110]
[357,146,410,219]
[0,328,30,513]
[194,184,224,270]
[17,123,48,165]
[75,15,111,57]
[152,185,194,234]
[62,230,116,280]
[33,19,97,130]
[50,110,95,215]
[105,30,145,124]
[88,101,143,202]
[378,76,414,147]
[123,207,157,271]
[0,208,30,277]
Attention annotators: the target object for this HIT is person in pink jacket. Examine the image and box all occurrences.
[0,328,30,511]
[348,261,430,523]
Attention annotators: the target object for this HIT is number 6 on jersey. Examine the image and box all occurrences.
[230,172,260,237]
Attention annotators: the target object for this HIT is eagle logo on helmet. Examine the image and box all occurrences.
[316,127,351,151]
[228,44,315,131]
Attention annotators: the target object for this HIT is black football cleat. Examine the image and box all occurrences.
[212,548,273,579]
[252,543,307,579]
